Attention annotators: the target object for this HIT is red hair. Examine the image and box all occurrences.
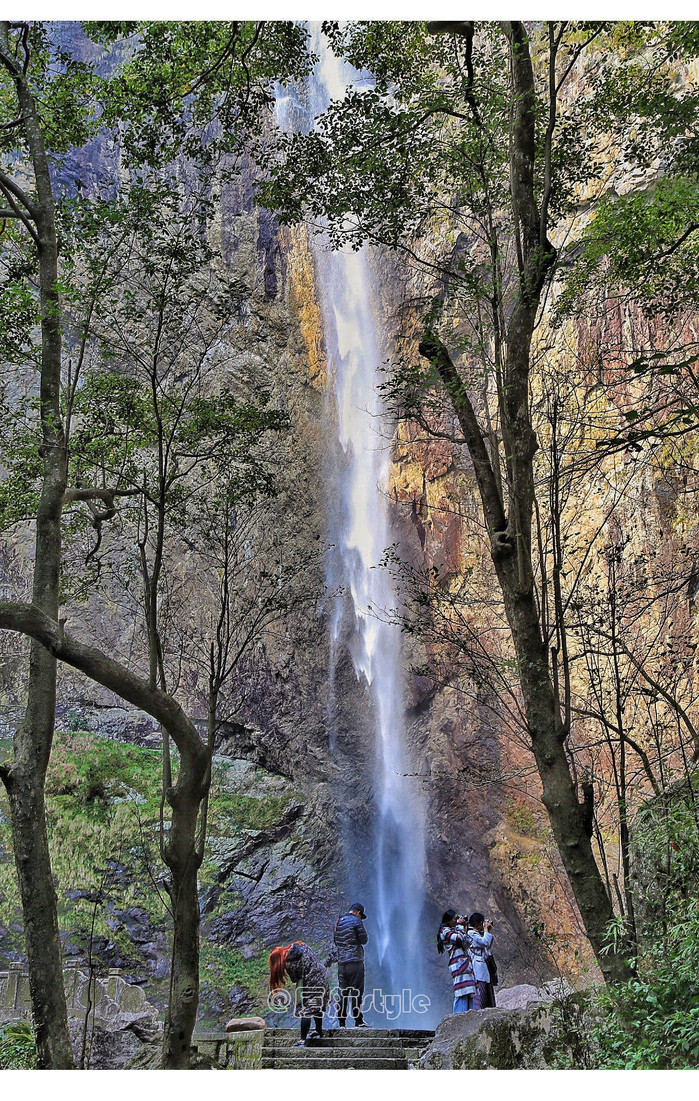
[269,942,302,991]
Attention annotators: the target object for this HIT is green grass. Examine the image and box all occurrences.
[212,789,295,833]
[0,729,294,1014]
[199,941,270,1021]
[48,734,162,808]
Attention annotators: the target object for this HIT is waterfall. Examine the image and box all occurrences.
[276,26,429,1021]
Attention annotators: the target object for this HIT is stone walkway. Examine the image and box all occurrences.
[261,1027,435,1069]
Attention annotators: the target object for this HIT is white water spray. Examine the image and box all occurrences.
[276,27,427,1007]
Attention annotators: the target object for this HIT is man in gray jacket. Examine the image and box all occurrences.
[332,903,368,1027]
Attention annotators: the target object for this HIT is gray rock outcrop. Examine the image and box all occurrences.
[419,984,590,1069]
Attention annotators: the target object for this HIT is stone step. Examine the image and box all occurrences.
[263,1035,409,1046]
[262,1055,410,1070]
[264,1027,434,1039]
[264,1044,407,1057]
[260,1027,434,1068]
[263,1029,434,1045]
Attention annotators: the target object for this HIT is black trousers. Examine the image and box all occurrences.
[338,961,365,1025]
[300,1016,323,1041]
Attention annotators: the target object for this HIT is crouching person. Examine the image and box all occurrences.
[269,941,329,1046]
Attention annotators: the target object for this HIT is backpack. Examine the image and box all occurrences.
[486,952,499,987]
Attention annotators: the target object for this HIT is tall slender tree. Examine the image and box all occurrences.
[0,18,308,1066]
[0,20,79,1067]
[64,195,289,1063]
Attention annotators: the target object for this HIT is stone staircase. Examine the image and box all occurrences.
[261,1027,435,1069]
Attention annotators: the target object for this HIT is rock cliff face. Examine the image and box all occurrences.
[370,247,699,994]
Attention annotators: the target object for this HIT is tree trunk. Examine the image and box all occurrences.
[0,21,74,1067]
[140,489,208,1070]
[0,601,211,1065]
[416,22,632,984]
[419,326,632,984]
[162,782,204,1069]
[496,568,629,983]
[5,431,72,1068]
[5,768,74,1067]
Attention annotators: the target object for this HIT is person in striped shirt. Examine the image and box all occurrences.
[437,909,476,1013]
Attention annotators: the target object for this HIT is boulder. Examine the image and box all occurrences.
[69,1019,142,1070]
[68,1011,162,1070]
[225,1016,266,1032]
[493,983,546,1011]
[419,987,593,1069]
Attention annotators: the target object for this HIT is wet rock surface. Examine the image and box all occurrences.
[198,759,339,969]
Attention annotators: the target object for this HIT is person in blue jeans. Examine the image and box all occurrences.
[437,909,476,1012]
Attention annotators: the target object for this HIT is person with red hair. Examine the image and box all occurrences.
[268,943,298,993]
[269,941,329,1046]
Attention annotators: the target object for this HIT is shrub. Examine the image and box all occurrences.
[504,799,546,841]
[0,1019,37,1069]
[542,778,699,1069]
[591,781,699,1068]
[592,895,699,1068]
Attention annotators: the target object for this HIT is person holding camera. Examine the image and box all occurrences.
[468,912,497,1009]
[437,909,476,1013]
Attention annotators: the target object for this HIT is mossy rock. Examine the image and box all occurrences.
[452,1005,553,1069]
[421,994,594,1069]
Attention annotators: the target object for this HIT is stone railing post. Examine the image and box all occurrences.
[7,962,23,1010]
[107,967,122,1005]
[63,959,83,1012]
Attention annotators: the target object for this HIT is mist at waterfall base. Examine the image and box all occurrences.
[274,30,443,1027]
